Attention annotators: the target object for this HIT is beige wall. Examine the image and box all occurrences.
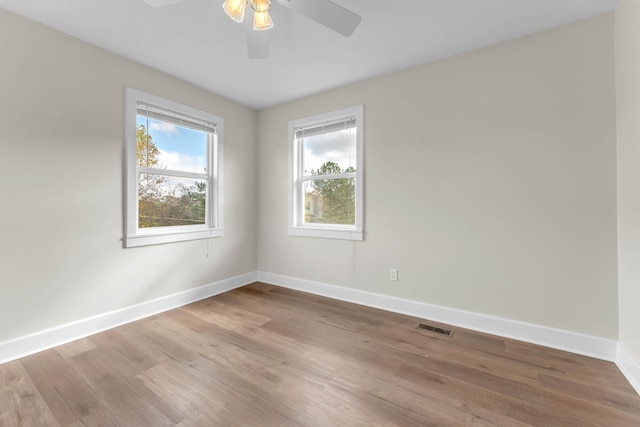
[616,0,640,361]
[0,7,622,345]
[0,9,257,342]
[257,14,619,338]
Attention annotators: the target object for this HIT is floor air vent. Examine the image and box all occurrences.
[417,323,453,337]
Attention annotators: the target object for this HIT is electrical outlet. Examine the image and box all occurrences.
[389,268,398,281]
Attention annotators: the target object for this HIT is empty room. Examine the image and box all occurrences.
[1,0,640,425]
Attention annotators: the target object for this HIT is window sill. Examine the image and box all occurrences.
[125,228,224,248]
[288,226,363,241]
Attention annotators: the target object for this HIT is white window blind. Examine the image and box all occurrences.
[137,103,217,134]
[294,116,356,139]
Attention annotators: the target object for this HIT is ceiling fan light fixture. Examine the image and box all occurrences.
[223,0,246,23]
[253,10,273,31]
[249,0,270,13]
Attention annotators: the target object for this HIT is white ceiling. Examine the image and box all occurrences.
[0,0,618,109]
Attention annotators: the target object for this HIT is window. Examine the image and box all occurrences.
[125,88,223,247]
[289,105,364,240]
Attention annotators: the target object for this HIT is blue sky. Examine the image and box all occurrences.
[137,116,207,173]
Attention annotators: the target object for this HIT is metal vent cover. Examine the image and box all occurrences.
[417,323,453,337]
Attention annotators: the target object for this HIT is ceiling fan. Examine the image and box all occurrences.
[142,0,362,59]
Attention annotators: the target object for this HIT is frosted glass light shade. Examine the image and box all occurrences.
[249,0,270,12]
[253,10,273,30]
[223,0,246,23]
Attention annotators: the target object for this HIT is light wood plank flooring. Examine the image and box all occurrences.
[1,282,639,426]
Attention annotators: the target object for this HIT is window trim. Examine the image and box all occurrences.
[288,105,364,241]
[124,87,224,248]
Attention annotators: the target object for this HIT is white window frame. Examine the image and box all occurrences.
[288,105,364,241]
[124,87,223,247]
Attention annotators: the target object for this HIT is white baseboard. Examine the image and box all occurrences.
[0,272,257,365]
[257,271,618,362]
[1,270,627,386]
[617,342,640,395]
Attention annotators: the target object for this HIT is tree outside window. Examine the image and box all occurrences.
[136,124,207,228]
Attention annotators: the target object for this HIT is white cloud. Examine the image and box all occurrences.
[150,121,179,136]
[303,130,356,172]
[158,150,206,173]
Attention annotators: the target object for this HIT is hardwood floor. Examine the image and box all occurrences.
[1,282,639,426]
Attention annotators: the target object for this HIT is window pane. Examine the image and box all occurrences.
[302,127,356,175]
[136,116,207,173]
[304,178,355,225]
[138,174,207,228]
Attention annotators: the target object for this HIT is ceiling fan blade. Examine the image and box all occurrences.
[247,30,269,59]
[142,0,189,7]
[276,0,361,37]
